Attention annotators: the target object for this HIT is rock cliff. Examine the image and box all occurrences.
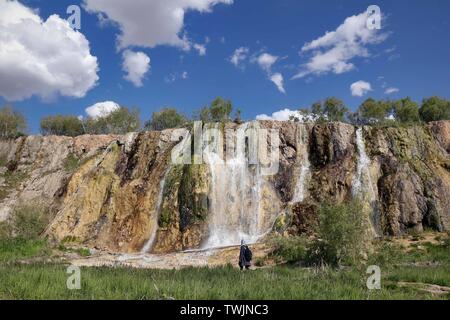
[0,121,448,253]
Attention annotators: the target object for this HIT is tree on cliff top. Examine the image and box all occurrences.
[0,106,26,139]
[419,96,450,122]
[311,97,348,122]
[357,98,392,124]
[393,97,420,124]
[40,115,84,137]
[145,108,188,131]
[195,97,233,122]
[85,107,141,134]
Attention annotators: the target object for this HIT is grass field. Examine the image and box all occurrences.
[0,234,449,300]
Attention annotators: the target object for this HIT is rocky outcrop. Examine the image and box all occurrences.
[0,121,449,253]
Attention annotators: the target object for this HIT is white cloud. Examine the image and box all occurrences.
[230,47,249,67]
[85,101,120,119]
[256,53,278,72]
[122,50,150,87]
[293,11,388,79]
[83,0,232,50]
[350,80,372,97]
[270,73,286,94]
[193,43,207,56]
[256,108,318,122]
[0,0,99,101]
[385,87,399,95]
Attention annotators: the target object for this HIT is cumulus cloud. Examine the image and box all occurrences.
[270,73,286,94]
[122,50,151,87]
[230,47,249,67]
[0,0,99,101]
[385,87,399,95]
[256,53,278,72]
[85,101,120,119]
[83,0,232,50]
[256,108,317,122]
[350,80,372,97]
[293,11,388,79]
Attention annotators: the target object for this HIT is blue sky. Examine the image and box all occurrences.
[1,0,449,133]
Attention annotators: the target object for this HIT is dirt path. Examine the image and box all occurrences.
[69,243,271,270]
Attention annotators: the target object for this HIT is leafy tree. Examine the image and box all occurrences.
[419,96,450,122]
[145,108,188,131]
[393,98,420,124]
[195,97,233,122]
[0,106,26,139]
[85,107,141,134]
[40,115,84,137]
[311,97,348,122]
[307,200,368,267]
[358,98,391,124]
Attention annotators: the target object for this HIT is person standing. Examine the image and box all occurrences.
[238,240,252,270]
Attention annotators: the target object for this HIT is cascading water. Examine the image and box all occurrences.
[352,128,380,235]
[352,128,375,200]
[140,170,168,254]
[141,130,192,254]
[202,122,272,248]
[292,124,311,203]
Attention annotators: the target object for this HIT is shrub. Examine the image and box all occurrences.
[63,153,80,172]
[268,235,309,264]
[85,107,141,134]
[145,108,188,131]
[307,200,368,267]
[40,115,84,136]
[10,204,49,240]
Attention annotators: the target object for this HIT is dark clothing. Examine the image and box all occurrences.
[239,245,252,270]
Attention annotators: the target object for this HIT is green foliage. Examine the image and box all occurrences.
[0,155,7,167]
[419,96,450,122]
[1,262,449,299]
[358,98,392,123]
[311,97,348,122]
[196,97,233,122]
[40,115,84,137]
[308,200,368,267]
[0,106,26,139]
[268,235,309,263]
[9,204,49,240]
[145,108,188,131]
[0,170,28,201]
[0,238,50,262]
[63,153,80,172]
[85,107,141,134]
[393,98,421,124]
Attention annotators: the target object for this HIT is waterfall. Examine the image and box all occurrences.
[141,130,191,254]
[352,128,375,200]
[292,124,311,203]
[140,170,168,254]
[202,122,269,248]
[352,128,380,235]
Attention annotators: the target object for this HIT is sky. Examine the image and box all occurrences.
[0,0,449,133]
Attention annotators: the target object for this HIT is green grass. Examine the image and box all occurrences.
[1,263,447,300]
[0,234,448,300]
[63,153,80,172]
[0,238,50,263]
